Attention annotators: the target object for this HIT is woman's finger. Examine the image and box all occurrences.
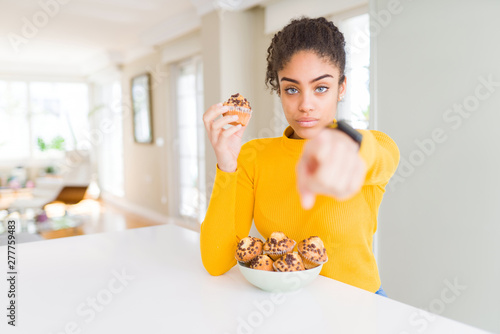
[212,114,238,132]
[296,151,318,209]
[208,115,235,145]
[313,129,332,164]
[297,128,367,203]
[203,103,229,131]
[202,103,219,129]
[315,144,352,195]
[220,123,242,139]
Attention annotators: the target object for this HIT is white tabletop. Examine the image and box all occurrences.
[0,224,490,334]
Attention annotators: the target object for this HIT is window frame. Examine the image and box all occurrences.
[328,5,371,129]
[92,80,124,198]
[169,55,206,229]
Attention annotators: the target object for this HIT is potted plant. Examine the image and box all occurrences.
[37,136,65,175]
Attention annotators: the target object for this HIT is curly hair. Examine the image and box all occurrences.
[265,17,346,94]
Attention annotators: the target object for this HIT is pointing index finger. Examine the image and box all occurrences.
[297,144,317,210]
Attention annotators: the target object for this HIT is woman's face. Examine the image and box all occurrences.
[278,50,346,139]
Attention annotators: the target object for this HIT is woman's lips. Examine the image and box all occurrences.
[296,118,319,128]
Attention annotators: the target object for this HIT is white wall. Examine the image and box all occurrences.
[264,0,367,34]
[375,0,500,332]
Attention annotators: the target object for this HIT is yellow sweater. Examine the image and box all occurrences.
[200,126,400,292]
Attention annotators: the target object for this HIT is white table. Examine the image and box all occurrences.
[0,224,491,334]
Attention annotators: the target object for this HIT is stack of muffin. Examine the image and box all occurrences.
[235,232,328,272]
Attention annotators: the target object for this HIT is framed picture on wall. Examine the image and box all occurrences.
[131,72,153,143]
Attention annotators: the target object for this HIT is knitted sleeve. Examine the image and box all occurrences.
[358,130,400,186]
[199,141,256,275]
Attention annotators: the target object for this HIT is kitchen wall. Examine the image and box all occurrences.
[374,0,500,332]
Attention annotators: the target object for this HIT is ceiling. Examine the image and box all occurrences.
[0,0,263,77]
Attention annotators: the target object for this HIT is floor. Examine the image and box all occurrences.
[1,199,165,243]
[84,199,165,234]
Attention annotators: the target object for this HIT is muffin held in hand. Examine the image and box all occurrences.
[273,253,305,272]
[235,236,263,263]
[248,255,274,271]
[223,93,252,126]
[297,236,328,269]
[263,232,296,261]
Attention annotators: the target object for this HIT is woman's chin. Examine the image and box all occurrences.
[292,126,322,140]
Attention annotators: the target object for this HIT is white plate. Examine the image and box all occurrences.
[237,262,323,292]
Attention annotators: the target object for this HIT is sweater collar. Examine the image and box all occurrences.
[281,126,306,155]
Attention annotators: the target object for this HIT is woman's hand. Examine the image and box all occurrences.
[202,103,250,173]
[296,128,367,209]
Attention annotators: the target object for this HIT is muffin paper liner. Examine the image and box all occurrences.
[225,106,252,113]
[298,249,328,269]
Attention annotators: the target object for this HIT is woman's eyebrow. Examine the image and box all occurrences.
[280,74,334,84]
[311,74,333,83]
[280,77,299,84]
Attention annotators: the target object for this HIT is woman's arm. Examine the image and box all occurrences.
[200,102,255,275]
[200,143,255,276]
[357,129,400,186]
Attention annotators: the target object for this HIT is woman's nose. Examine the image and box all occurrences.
[298,91,314,113]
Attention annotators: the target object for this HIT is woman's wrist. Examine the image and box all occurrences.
[328,120,363,149]
[217,162,237,173]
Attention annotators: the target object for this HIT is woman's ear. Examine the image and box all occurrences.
[338,76,347,101]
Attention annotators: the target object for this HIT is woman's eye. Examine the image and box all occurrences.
[316,86,328,93]
[285,87,298,95]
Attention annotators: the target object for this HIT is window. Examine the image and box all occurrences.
[93,81,124,197]
[335,13,371,129]
[171,56,205,223]
[0,81,30,160]
[0,80,89,163]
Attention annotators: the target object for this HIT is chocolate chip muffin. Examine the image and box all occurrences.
[263,232,296,261]
[273,253,305,272]
[223,93,252,126]
[235,236,263,263]
[248,254,274,271]
[297,236,328,269]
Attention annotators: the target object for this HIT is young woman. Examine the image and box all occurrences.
[200,17,399,295]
